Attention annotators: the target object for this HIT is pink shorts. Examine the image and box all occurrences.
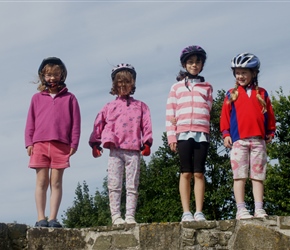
[28,141,70,169]
[230,138,267,180]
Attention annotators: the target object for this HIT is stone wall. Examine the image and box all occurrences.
[1,216,290,250]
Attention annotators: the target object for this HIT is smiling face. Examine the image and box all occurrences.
[41,65,63,93]
[184,55,203,76]
[234,68,256,87]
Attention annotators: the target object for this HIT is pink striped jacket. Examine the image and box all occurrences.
[166,80,213,145]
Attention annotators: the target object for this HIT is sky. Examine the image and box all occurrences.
[0,0,289,226]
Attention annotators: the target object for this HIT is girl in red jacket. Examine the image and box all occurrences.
[220,53,276,220]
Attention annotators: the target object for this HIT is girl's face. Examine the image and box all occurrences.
[44,66,62,93]
[234,68,255,87]
[184,55,203,76]
[117,79,133,96]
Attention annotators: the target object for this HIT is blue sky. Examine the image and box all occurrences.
[0,1,289,226]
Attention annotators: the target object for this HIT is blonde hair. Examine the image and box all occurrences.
[110,70,136,96]
[227,69,267,113]
[37,64,66,92]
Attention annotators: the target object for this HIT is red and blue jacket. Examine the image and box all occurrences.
[220,85,276,143]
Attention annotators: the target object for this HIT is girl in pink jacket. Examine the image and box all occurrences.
[89,63,153,225]
[166,46,213,222]
[25,57,81,228]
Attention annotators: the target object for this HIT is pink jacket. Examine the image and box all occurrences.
[89,96,153,151]
[166,80,213,144]
[25,88,81,150]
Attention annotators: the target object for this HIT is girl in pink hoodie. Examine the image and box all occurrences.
[89,63,153,225]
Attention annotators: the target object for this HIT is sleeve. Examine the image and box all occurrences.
[265,91,276,137]
[207,83,213,111]
[166,85,177,145]
[70,95,81,150]
[89,105,107,148]
[140,102,153,147]
[220,92,232,138]
[24,97,35,148]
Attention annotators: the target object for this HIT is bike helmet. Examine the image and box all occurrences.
[231,53,260,69]
[180,45,207,65]
[111,63,137,80]
[38,57,67,84]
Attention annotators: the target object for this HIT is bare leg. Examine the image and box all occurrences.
[233,178,246,203]
[194,173,205,212]
[179,172,193,212]
[49,168,65,221]
[252,179,264,202]
[35,168,49,221]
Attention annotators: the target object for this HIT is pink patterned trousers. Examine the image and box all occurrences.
[108,148,141,218]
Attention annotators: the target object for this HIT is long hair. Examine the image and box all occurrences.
[227,68,267,113]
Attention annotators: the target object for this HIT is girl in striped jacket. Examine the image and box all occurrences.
[166,45,213,222]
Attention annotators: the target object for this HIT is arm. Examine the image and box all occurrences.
[25,97,36,149]
[89,106,107,148]
[140,103,153,156]
[166,86,178,146]
[70,95,81,152]
[265,92,276,143]
[220,93,232,138]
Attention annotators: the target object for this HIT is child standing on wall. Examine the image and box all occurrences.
[89,63,153,225]
[25,57,81,227]
[220,53,276,220]
[166,45,213,222]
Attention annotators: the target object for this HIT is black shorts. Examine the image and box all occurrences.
[177,138,209,174]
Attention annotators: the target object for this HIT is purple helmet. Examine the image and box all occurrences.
[111,63,137,80]
[231,53,260,69]
[180,45,207,64]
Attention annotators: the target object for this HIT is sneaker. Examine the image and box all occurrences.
[112,215,125,225]
[125,216,137,224]
[48,220,62,228]
[254,209,268,218]
[35,219,48,227]
[194,212,206,221]
[181,212,195,222]
[236,208,253,220]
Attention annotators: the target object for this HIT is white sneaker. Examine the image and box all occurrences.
[236,208,253,220]
[194,212,206,221]
[181,212,195,222]
[125,216,137,224]
[112,215,125,225]
[254,209,268,218]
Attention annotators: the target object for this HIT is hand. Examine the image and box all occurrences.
[169,142,177,152]
[170,117,177,126]
[141,144,151,156]
[265,134,273,144]
[224,136,232,148]
[70,148,77,156]
[27,146,33,156]
[92,145,103,158]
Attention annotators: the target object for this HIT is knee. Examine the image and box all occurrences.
[180,172,193,181]
[50,180,62,190]
[194,172,204,180]
[37,179,49,190]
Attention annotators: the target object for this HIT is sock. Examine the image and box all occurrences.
[237,202,246,211]
[255,201,263,210]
